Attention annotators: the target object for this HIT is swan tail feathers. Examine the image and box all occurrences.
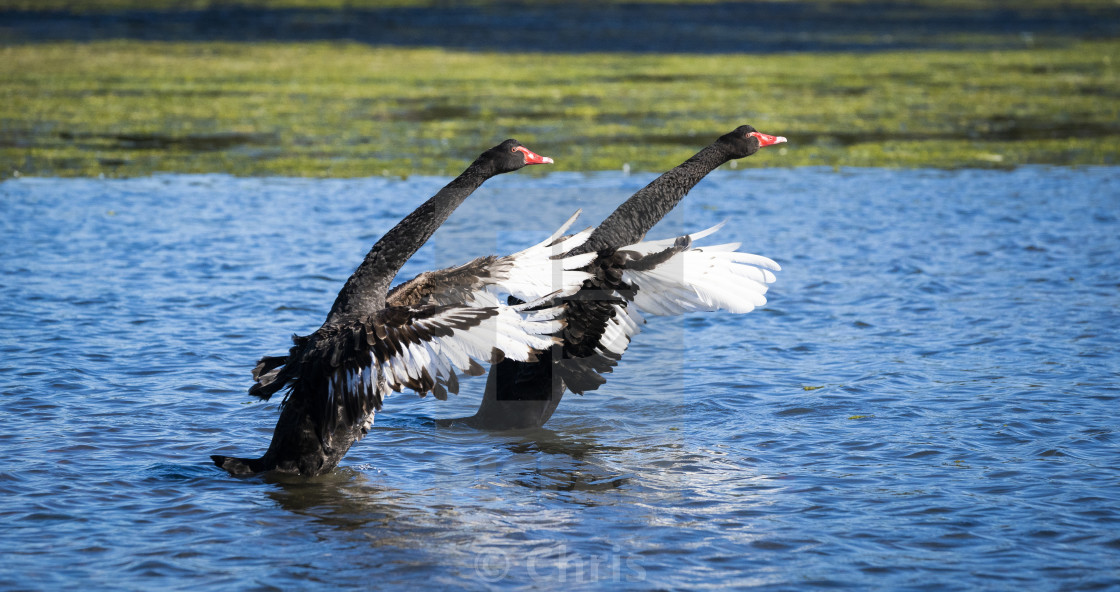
[211,454,265,476]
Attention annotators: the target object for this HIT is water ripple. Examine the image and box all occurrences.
[1,168,1118,590]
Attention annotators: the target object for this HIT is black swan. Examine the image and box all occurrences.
[445,125,786,430]
[211,139,591,476]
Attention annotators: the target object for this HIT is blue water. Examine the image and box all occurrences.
[2,167,1118,591]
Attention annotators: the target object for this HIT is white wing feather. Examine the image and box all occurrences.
[488,210,596,302]
[388,210,596,309]
[376,302,563,398]
[620,225,780,316]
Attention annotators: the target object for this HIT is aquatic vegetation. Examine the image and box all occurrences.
[1,39,1117,177]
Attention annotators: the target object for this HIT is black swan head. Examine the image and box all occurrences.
[717,125,787,160]
[479,139,554,174]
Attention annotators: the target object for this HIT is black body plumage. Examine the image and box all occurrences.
[212,139,549,476]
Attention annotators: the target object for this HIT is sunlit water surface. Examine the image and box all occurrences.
[2,167,1118,590]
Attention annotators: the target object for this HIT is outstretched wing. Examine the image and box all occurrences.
[256,298,566,446]
[365,299,564,402]
[618,222,780,315]
[548,223,778,394]
[386,210,597,309]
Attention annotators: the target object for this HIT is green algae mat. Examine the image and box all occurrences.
[2,2,1117,178]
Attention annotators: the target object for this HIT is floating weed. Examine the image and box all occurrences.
[1,39,1117,177]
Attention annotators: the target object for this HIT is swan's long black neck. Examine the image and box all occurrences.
[569,142,732,256]
[324,159,498,325]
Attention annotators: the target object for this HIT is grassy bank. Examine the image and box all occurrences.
[2,40,1117,177]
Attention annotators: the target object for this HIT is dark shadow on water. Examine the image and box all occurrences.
[502,430,626,460]
[510,467,633,494]
[56,131,279,152]
[497,428,635,495]
[3,2,1117,53]
[262,468,406,531]
[256,421,632,525]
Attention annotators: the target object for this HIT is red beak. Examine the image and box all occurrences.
[748,131,787,147]
[515,146,554,165]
